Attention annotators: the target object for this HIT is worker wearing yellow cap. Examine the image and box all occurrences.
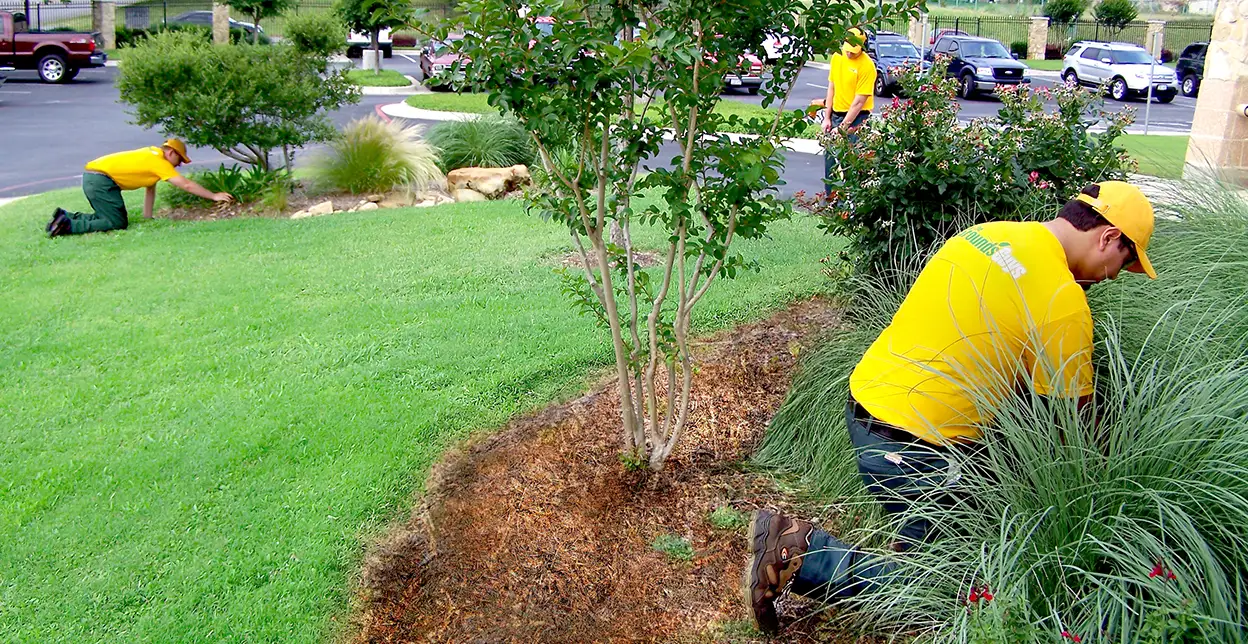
[47,139,233,237]
[823,27,876,141]
[743,182,1156,634]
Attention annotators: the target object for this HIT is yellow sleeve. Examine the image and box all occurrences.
[856,61,878,96]
[1029,311,1094,398]
[151,159,180,182]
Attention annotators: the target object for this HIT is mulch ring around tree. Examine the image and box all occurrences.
[349,296,884,643]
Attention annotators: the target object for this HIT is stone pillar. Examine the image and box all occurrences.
[1146,20,1165,58]
[1184,0,1248,184]
[908,14,926,46]
[92,1,116,50]
[212,3,230,45]
[1028,16,1049,60]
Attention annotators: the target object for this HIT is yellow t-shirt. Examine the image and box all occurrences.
[84,146,180,191]
[828,52,876,113]
[849,221,1095,445]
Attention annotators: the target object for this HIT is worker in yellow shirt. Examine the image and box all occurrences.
[743,182,1157,634]
[46,139,232,237]
[822,27,876,178]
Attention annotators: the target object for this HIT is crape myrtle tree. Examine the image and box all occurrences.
[447,0,923,470]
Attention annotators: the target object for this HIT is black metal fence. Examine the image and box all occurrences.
[0,0,96,32]
[928,15,1033,49]
[1165,20,1214,53]
[0,0,455,38]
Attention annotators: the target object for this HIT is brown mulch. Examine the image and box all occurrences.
[349,297,878,643]
[160,193,369,221]
[556,249,665,270]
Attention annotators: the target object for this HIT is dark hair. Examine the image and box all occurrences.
[1057,184,1113,231]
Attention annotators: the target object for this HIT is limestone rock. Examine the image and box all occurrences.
[446,165,532,199]
[357,202,379,211]
[291,199,335,219]
[453,188,488,202]
[366,194,384,203]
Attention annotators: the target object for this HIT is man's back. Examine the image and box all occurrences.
[850,221,1094,444]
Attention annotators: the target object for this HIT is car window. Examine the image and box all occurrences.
[1080,47,1100,60]
[1111,49,1155,64]
[1066,44,1083,57]
[933,38,949,54]
[960,41,1009,58]
[876,41,918,58]
[948,41,960,55]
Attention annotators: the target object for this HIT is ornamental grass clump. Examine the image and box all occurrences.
[309,117,444,195]
[757,187,1248,642]
[427,115,534,173]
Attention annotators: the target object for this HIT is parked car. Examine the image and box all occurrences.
[722,51,764,94]
[926,34,1030,99]
[1176,41,1206,97]
[867,31,928,96]
[347,28,392,59]
[0,11,106,83]
[1061,41,1177,103]
[760,29,790,64]
[168,11,262,37]
[420,34,466,90]
[930,28,968,45]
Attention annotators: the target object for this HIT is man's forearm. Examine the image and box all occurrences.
[143,186,156,219]
[170,177,217,200]
[824,84,836,121]
[842,95,868,127]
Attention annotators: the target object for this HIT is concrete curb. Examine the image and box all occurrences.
[381,102,480,121]
[359,75,427,96]
[0,196,28,208]
[805,60,830,71]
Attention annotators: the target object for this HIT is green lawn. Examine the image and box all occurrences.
[346,69,411,87]
[0,190,834,643]
[1025,59,1065,71]
[1120,134,1188,179]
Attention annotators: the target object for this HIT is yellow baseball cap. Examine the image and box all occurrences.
[163,138,191,164]
[1075,181,1156,279]
[841,27,866,56]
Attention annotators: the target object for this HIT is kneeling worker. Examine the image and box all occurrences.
[47,139,233,237]
[743,182,1158,633]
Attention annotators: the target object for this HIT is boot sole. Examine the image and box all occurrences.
[742,509,776,630]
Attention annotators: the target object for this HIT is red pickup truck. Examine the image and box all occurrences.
[0,11,107,83]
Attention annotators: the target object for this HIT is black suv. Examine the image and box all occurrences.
[867,31,928,96]
[926,34,1030,99]
[1176,41,1206,97]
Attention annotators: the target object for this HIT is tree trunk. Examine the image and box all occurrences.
[252,14,260,44]
[371,29,381,74]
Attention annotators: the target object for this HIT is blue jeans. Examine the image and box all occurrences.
[823,110,870,183]
[790,399,963,600]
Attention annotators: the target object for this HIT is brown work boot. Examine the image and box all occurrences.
[743,509,814,634]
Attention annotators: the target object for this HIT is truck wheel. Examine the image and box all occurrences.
[960,74,976,100]
[1181,74,1199,97]
[38,53,69,83]
[382,45,393,59]
[874,75,888,97]
[1156,91,1176,104]
[64,68,79,81]
[746,85,759,95]
[1109,77,1129,101]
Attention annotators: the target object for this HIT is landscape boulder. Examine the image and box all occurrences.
[446,165,531,199]
[452,188,488,203]
[290,199,335,219]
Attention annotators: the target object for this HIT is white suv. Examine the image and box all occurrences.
[1061,41,1177,103]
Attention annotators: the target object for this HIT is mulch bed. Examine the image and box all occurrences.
[348,297,883,643]
[159,193,370,222]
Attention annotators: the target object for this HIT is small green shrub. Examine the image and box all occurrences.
[115,23,270,48]
[285,11,345,57]
[708,506,749,531]
[650,534,694,562]
[810,59,1133,274]
[309,116,444,195]
[1009,40,1028,58]
[427,115,534,172]
[158,164,283,209]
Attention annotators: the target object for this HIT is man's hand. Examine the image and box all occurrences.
[822,115,834,133]
[211,192,234,203]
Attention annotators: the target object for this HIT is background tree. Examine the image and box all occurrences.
[1093,0,1138,37]
[335,0,418,73]
[117,31,359,171]
[225,0,294,44]
[1044,0,1087,26]
[285,10,347,59]
[447,0,922,471]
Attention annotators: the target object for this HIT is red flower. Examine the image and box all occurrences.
[1062,631,1082,643]
[1028,170,1040,183]
[966,584,994,604]
[1149,559,1177,580]
[892,96,901,109]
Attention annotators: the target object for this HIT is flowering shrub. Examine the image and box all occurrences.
[803,59,1135,273]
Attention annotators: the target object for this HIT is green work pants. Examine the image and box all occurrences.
[64,172,129,235]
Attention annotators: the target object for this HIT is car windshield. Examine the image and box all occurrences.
[1112,49,1157,64]
[876,41,918,58]
[960,41,1010,58]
